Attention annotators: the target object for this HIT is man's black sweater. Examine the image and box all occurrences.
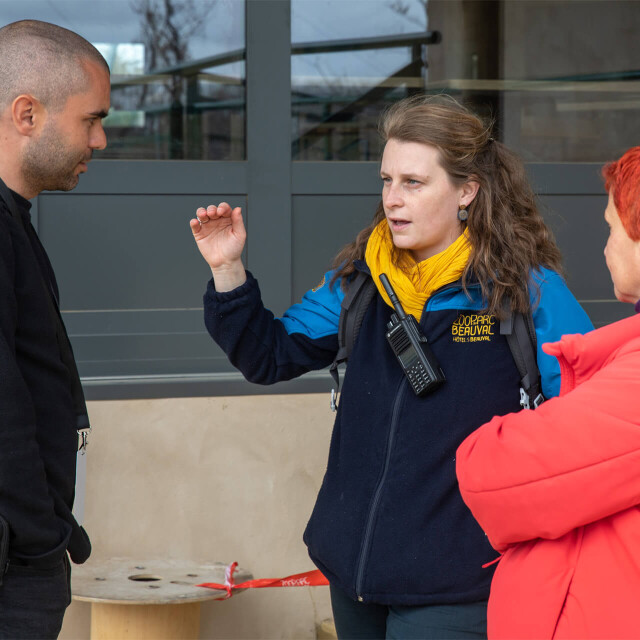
[0,190,90,568]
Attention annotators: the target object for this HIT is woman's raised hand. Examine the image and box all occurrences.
[190,202,247,291]
[190,202,246,267]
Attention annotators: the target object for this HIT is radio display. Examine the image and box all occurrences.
[398,345,418,368]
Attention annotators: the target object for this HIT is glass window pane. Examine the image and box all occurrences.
[1,0,245,160]
[292,0,640,162]
[497,0,640,162]
[292,0,429,160]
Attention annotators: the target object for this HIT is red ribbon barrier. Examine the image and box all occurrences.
[197,562,329,600]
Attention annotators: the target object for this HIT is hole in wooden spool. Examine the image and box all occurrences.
[128,574,163,582]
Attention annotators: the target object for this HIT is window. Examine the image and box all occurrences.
[7,0,246,160]
[291,0,640,162]
[292,0,432,160]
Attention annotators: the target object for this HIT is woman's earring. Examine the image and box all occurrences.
[457,205,468,222]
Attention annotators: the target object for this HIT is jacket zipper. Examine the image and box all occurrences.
[352,278,482,601]
[354,377,406,601]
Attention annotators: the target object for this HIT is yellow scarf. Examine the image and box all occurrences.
[365,220,471,319]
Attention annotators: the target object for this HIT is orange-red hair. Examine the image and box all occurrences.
[603,146,640,241]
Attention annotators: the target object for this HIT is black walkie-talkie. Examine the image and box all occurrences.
[380,273,445,396]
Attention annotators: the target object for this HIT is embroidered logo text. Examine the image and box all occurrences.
[452,313,495,343]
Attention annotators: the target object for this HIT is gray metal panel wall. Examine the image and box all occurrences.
[245,0,292,316]
[291,195,380,300]
[41,158,621,399]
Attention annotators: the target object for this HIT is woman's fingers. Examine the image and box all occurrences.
[230,207,246,237]
[191,203,244,248]
[194,203,235,226]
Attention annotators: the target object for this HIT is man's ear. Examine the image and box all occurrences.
[460,179,480,207]
[11,95,45,137]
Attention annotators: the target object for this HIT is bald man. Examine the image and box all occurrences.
[0,20,110,639]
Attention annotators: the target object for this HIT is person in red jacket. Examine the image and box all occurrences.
[456,145,640,640]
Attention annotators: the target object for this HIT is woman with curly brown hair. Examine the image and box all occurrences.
[190,95,593,639]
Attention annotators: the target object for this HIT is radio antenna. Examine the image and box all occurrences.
[379,273,407,320]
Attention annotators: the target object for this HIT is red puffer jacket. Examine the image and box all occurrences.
[456,312,640,639]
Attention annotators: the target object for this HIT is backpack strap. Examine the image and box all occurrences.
[500,299,545,409]
[329,275,544,412]
[329,271,377,410]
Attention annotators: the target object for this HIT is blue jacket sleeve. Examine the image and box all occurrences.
[531,268,594,398]
[204,270,344,384]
